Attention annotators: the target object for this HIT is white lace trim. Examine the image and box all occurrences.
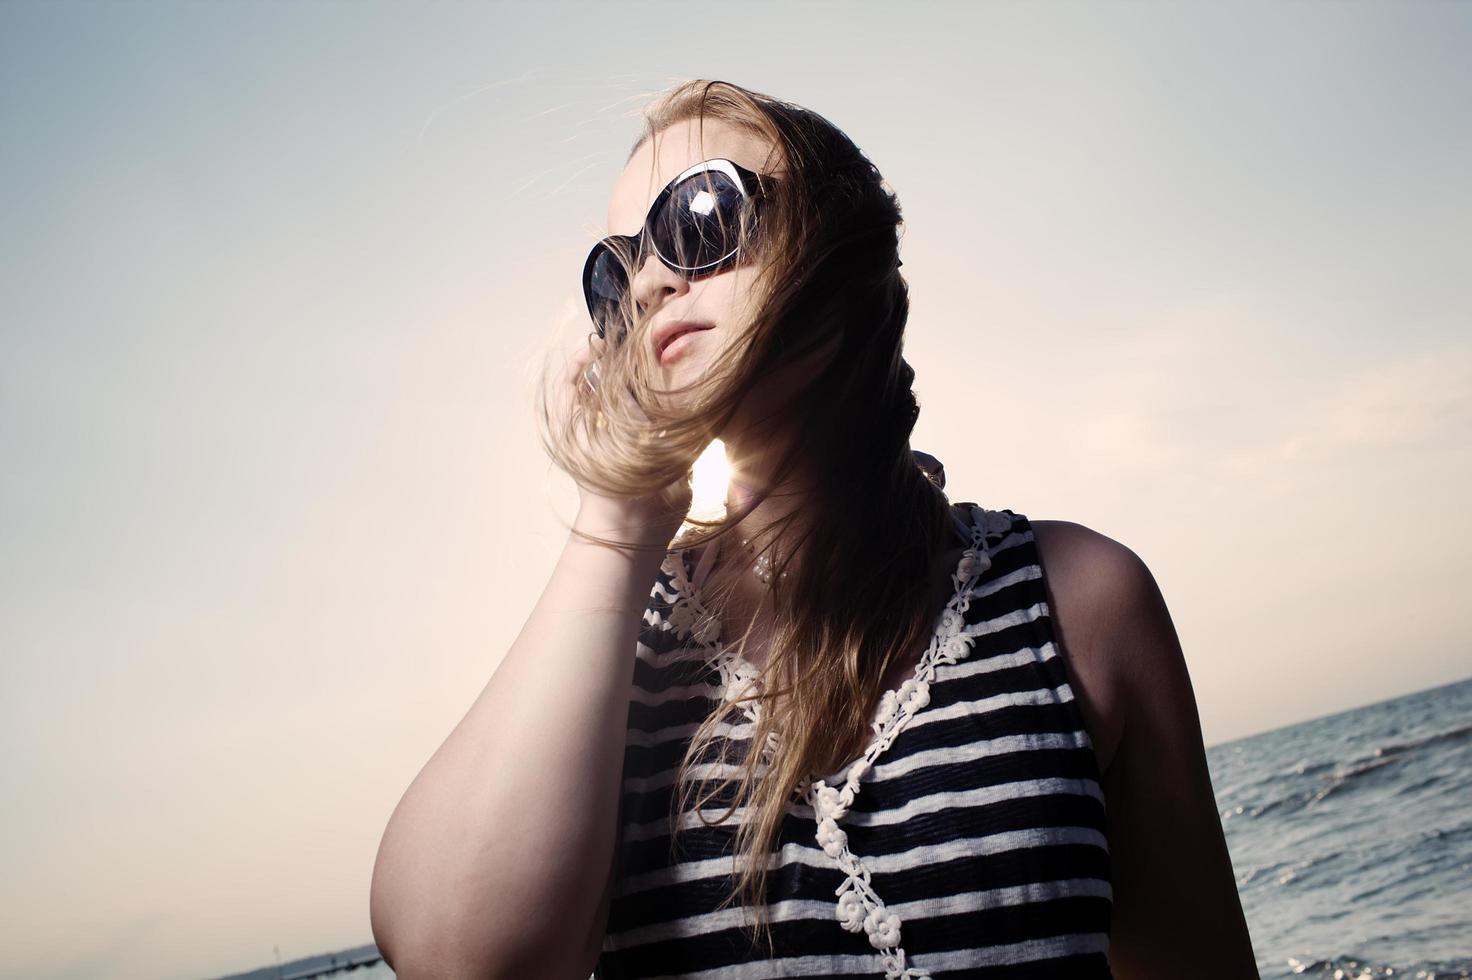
[660,542,723,648]
[660,505,1014,980]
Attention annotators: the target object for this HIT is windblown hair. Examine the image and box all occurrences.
[535,79,954,952]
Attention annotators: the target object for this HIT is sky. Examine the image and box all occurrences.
[1,2,1469,978]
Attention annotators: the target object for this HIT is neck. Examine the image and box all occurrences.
[720,420,817,552]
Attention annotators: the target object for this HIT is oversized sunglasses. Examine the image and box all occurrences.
[582,157,770,344]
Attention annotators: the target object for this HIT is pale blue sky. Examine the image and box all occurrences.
[2,3,1469,978]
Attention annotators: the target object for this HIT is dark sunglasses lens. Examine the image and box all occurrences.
[653,170,748,271]
[586,243,631,341]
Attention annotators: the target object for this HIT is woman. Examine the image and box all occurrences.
[370,80,1259,979]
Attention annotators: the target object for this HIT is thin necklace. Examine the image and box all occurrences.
[725,480,789,588]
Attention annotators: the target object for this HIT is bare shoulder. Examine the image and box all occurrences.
[1030,518,1260,975]
[1027,518,1161,777]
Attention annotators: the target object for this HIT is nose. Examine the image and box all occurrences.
[629,250,689,315]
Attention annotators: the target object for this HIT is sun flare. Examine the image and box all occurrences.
[688,438,732,521]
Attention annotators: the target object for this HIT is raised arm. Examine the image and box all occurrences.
[370,335,691,979]
[369,506,671,979]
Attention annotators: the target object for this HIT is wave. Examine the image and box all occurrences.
[1263,721,1472,816]
[1239,747,1411,819]
[1264,850,1344,888]
[1284,953,1472,978]
[1372,722,1472,760]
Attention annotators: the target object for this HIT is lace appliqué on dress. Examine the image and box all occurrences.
[798,505,1008,979]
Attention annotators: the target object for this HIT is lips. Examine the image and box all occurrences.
[653,320,715,359]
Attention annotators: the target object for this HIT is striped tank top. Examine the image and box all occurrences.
[596,504,1113,979]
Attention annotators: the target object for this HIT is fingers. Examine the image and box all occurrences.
[582,330,607,365]
[564,331,596,375]
[581,332,608,394]
[562,331,606,397]
[558,329,657,432]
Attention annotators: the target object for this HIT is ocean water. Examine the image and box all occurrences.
[1211,675,1472,979]
[252,677,1472,980]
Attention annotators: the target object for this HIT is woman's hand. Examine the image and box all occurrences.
[559,332,694,548]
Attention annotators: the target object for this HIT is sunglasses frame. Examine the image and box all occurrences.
[582,157,770,341]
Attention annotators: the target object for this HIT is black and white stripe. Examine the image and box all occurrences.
[596,507,1114,979]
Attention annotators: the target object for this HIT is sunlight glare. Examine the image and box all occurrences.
[688,438,731,521]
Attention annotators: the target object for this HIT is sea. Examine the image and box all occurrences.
[223,676,1472,980]
[1210,674,1472,978]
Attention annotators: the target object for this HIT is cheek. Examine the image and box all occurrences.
[706,269,763,327]
[682,267,766,370]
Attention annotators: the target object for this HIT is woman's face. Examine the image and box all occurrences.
[606,118,779,394]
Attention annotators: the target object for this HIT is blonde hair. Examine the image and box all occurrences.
[535,79,953,953]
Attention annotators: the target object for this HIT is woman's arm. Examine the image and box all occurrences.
[1034,520,1256,974]
[1092,542,1260,979]
[369,504,673,980]
[371,330,689,979]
